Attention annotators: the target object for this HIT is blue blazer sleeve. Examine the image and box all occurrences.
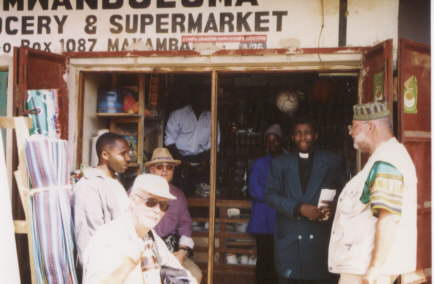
[264,157,298,219]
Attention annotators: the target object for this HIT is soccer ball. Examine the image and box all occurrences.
[276,91,299,114]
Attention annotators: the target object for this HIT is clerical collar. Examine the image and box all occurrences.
[299,152,309,159]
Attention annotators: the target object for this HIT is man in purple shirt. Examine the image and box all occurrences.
[146,147,203,283]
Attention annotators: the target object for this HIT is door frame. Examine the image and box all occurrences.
[68,47,363,284]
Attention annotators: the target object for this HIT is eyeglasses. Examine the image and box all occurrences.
[155,164,175,171]
[135,195,170,212]
[348,121,368,133]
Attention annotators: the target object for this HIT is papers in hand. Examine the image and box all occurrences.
[318,189,337,207]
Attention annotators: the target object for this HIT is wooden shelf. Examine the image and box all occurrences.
[192,217,210,223]
[192,232,253,239]
[197,263,255,271]
[96,112,141,117]
[188,198,251,208]
[214,264,256,270]
[225,240,255,247]
[189,197,256,278]
[218,218,249,223]
[217,248,256,254]
[194,247,256,255]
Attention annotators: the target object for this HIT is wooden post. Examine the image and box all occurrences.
[207,71,218,284]
[0,117,35,284]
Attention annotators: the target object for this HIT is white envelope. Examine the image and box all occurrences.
[318,189,337,207]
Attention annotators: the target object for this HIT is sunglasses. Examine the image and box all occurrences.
[155,164,175,171]
[136,195,170,212]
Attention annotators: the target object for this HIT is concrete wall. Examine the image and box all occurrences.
[0,0,399,54]
[346,0,399,47]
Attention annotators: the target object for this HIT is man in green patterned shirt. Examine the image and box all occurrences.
[328,102,417,284]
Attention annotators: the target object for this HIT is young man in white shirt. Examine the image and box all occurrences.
[73,132,131,262]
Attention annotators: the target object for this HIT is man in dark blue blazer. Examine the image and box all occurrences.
[265,117,345,284]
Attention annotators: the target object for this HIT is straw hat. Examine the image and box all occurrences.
[144,147,181,168]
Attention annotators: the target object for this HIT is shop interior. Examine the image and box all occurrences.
[79,70,359,281]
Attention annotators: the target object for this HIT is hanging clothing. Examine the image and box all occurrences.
[164,105,220,156]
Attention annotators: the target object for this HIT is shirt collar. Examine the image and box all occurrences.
[370,137,396,159]
[82,167,119,180]
[299,152,309,159]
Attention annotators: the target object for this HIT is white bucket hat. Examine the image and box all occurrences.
[130,174,176,200]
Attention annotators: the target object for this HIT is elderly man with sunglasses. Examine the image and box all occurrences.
[146,147,203,284]
[82,174,197,284]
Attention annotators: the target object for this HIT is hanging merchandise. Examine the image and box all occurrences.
[97,89,124,113]
[276,90,299,115]
[26,89,60,138]
[25,135,78,284]
[122,88,139,114]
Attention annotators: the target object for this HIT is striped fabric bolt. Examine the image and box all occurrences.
[25,136,78,284]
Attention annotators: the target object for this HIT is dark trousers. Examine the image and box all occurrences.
[255,234,277,284]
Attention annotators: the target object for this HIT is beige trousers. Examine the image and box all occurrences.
[183,257,203,284]
[339,273,398,284]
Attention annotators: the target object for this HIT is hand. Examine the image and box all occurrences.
[123,247,142,273]
[319,207,332,221]
[319,201,337,221]
[299,204,324,221]
[124,255,141,270]
[173,249,187,263]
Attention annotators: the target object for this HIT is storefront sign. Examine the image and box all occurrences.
[373,71,384,102]
[0,0,338,54]
[403,75,418,114]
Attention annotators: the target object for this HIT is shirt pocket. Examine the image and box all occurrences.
[340,189,367,217]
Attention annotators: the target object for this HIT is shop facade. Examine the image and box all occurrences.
[0,1,430,283]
